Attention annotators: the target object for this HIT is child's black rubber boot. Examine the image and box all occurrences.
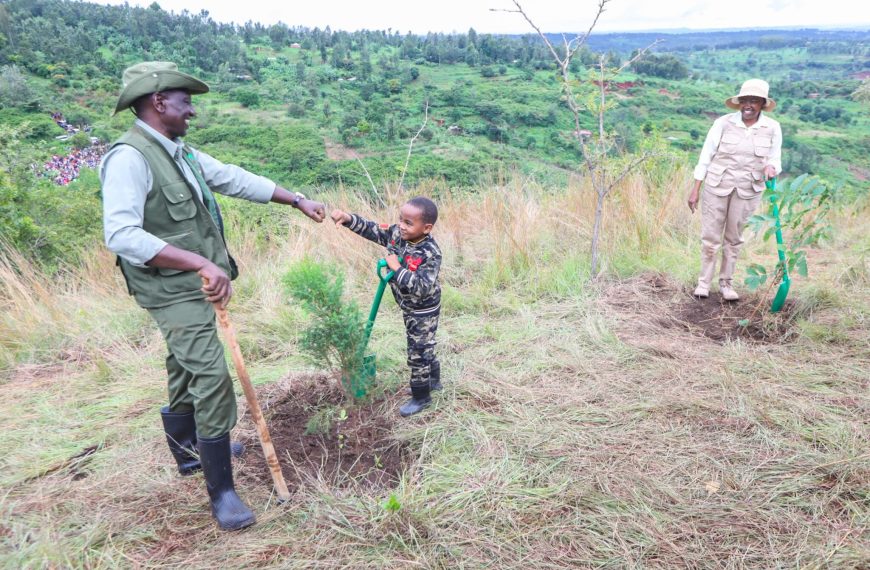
[399,385,431,417]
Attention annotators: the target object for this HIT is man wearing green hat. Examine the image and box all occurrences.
[100,61,326,531]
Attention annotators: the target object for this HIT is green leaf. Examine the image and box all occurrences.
[791,173,808,190]
[746,264,766,277]
[383,493,402,513]
[796,256,808,277]
[747,214,767,224]
[738,319,750,326]
[747,214,769,235]
[744,272,767,291]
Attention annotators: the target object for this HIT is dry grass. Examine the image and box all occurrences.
[1,173,868,568]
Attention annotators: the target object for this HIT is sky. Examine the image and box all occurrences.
[89,0,870,34]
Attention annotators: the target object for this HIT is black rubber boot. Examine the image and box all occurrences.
[429,361,443,392]
[198,433,256,531]
[405,362,442,395]
[160,407,201,476]
[399,385,432,417]
[160,407,245,476]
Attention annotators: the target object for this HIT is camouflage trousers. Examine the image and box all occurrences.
[402,311,440,389]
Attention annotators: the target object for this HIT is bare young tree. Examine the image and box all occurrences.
[398,99,429,192]
[495,0,660,277]
[349,99,429,207]
[852,79,870,104]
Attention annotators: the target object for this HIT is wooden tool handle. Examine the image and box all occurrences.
[205,277,291,501]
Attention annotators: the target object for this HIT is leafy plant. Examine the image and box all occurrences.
[744,175,835,291]
[304,405,337,435]
[382,493,402,513]
[283,258,370,401]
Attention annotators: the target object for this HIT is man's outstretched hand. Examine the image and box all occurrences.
[298,198,326,222]
[271,187,326,222]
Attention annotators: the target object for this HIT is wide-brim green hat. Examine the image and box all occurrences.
[113,61,209,115]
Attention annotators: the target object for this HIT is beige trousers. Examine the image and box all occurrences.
[698,188,762,290]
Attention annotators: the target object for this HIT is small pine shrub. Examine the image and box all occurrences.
[283,258,371,400]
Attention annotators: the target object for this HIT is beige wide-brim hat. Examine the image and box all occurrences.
[113,61,209,115]
[725,78,776,112]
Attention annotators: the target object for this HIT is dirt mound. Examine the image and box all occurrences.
[603,273,798,345]
[235,374,409,491]
[672,291,796,342]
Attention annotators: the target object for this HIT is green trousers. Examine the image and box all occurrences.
[148,299,237,438]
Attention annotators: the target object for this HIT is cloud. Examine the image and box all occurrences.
[89,0,870,33]
[680,1,711,20]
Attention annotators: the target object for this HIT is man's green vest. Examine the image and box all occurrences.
[112,125,237,309]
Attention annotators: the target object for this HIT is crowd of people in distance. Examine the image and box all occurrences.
[39,145,107,185]
[35,112,107,186]
[50,111,81,135]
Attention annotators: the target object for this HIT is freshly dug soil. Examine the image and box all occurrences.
[604,273,798,344]
[236,374,410,491]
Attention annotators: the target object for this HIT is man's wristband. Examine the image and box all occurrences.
[291,191,306,208]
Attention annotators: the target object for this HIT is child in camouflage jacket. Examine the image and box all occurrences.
[331,197,442,417]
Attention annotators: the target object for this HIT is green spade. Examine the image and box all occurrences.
[349,259,395,398]
[766,178,791,313]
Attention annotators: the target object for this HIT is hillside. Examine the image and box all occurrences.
[1,1,869,567]
[2,175,869,567]
[1,0,869,193]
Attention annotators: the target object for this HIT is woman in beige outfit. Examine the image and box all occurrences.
[687,79,782,301]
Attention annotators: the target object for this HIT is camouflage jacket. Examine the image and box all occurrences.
[344,214,442,315]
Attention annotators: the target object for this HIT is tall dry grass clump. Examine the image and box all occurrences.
[0,240,153,371]
[3,165,867,568]
[0,164,696,370]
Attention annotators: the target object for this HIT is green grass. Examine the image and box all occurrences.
[1,177,867,567]
[3,18,869,563]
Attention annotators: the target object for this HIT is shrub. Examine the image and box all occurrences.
[233,87,260,108]
[69,131,92,150]
[287,102,306,118]
[0,110,57,140]
[282,258,371,401]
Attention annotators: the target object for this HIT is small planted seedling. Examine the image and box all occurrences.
[383,493,401,513]
[283,258,371,401]
[745,174,834,294]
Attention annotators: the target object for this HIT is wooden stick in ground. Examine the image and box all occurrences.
[205,282,291,502]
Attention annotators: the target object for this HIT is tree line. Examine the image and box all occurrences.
[0,0,699,85]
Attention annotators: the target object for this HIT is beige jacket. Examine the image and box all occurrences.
[694,112,782,198]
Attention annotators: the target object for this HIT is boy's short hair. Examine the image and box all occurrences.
[407,196,438,225]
